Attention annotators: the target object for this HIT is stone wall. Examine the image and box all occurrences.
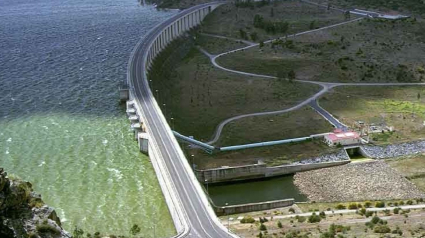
[213,199,295,216]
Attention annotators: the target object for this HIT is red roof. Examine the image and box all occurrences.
[327,131,360,142]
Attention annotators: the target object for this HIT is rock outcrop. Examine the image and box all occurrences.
[0,168,71,238]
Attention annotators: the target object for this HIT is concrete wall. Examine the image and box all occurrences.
[265,160,350,177]
[195,163,267,183]
[214,199,295,216]
[196,160,351,184]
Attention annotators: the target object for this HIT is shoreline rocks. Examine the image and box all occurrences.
[292,149,349,165]
[294,161,425,202]
[0,168,71,238]
[362,140,425,159]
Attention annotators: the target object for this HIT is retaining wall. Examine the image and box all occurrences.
[196,160,351,184]
[214,199,295,216]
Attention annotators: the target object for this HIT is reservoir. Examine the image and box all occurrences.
[0,0,176,236]
[208,175,307,206]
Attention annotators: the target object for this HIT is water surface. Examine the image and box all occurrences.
[0,0,177,236]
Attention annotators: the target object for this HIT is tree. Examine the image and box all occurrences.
[270,7,274,17]
[130,224,141,236]
[418,92,421,100]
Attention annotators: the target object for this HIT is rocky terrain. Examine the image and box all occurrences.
[293,149,349,165]
[0,168,70,238]
[362,140,425,159]
[294,161,425,202]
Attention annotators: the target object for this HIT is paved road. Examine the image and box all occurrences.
[129,3,237,238]
[308,99,348,130]
[204,16,425,144]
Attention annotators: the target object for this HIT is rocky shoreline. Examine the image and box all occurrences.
[0,168,71,238]
[362,140,425,159]
[294,161,425,202]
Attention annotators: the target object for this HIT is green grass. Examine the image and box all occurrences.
[201,1,348,42]
[387,154,425,193]
[216,106,333,146]
[189,139,337,169]
[150,46,321,142]
[319,86,425,145]
[217,17,425,83]
[196,34,248,55]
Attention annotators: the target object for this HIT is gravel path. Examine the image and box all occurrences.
[294,161,425,202]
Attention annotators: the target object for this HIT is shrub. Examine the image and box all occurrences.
[359,208,366,216]
[295,215,306,223]
[335,204,346,210]
[319,211,326,218]
[240,216,255,223]
[375,201,385,208]
[371,216,381,224]
[374,225,391,233]
[365,211,374,218]
[259,223,267,231]
[348,203,358,209]
[406,200,414,205]
[277,221,283,228]
[288,207,295,213]
[308,213,321,223]
[393,207,400,214]
[364,201,372,208]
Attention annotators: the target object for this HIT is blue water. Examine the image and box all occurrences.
[0,0,177,236]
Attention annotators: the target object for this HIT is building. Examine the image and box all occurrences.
[324,130,361,147]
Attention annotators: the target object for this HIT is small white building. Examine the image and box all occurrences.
[324,130,361,147]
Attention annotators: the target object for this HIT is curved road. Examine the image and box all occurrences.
[129,3,237,238]
[205,17,425,144]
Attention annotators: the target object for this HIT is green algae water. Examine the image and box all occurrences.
[0,0,176,236]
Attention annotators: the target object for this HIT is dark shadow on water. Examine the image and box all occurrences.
[208,175,307,206]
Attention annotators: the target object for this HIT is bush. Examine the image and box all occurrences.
[241,216,256,223]
[335,204,346,210]
[319,211,326,218]
[308,213,321,223]
[259,223,267,231]
[365,211,374,218]
[393,207,400,214]
[364,201,372,208]
[374,225,391,233]
[406,200,414,205]
[348,203,358,209]
[295,215,306,223]
[375,201,385,208]
[288,207,295,213]
[277,221,283,228]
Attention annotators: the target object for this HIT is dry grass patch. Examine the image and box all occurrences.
[216,107,333,146]
[201,1,348,42]
[217,17,425,83]
[188,139,337,169]
[152,48,320,141]
[319,86,425,145]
